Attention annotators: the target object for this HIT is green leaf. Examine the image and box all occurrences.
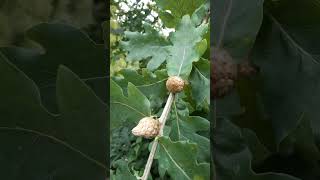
[167,15,208,78]
[121,24,170,70]
[215,90,242,117]
[114,68,168,112]
[158,11,178,29]
[158,136,210,180]
[233,77,276,151]
[0,54,107,179]
[156,0,206,28]
[252,3,320,145]
[56,65,107,164]
[115,69,168,99]
[213,118,300,180]
[0,23,106,113]
[241,128,271,165]
[191,1,210,26]
[122,15,208,78]
[110,80,151,129]
[189,58,210,108]
[170,98,210,162]
[279,114,320,166]
[212,0,264,58]
[112,159,136,180]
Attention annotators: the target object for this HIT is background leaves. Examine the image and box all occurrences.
[1,23,106,113]
[212,0,264,59]
[213,0,320,180]
[0,48,107,179]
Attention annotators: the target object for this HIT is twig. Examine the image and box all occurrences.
[139,93,175,180]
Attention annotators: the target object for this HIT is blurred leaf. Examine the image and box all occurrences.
[279,114,320,166]
[212,0,264,59]
[252,1,320,145]
[0,23,106,112]
[242,128,271,165]
[215,90,242,117]
[233,77,276,151]
[213,118,300,180]
[122,15,208,79]
[0,54,107,179]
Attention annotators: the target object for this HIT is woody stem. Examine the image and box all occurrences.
[140,93,175,180]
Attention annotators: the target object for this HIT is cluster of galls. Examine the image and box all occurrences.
[211,47,257,98]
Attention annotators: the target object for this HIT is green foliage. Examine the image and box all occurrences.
[212,0,264,59]
[169,99,210,162]
[189,59,210,108]
[166,15,208,78]
[213,118,299,180]
[157,136,210,180]
[112,159,137,180]
[121,24,170,70]
[111,0,210,179]
[213,0,320,180]
[155,0,206,28]
[110,80,151,129]
[122,15,208,78]
[113,68,168,112]
[1,23,106,113]
[0,23,107,179]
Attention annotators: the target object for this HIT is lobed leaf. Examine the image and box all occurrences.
[167,15,208,78]
[121,15,208,79]
[189,58,210,108]
[113,68,168,112]
[212,0,264,59]
[170,98,210,162]
[0,53,107,179]
[213,118,300,180]
[158,136,210,180]
[0,23,107,113]
[121,24,170,71]
[156,0,206,28]
[110,80,151,130]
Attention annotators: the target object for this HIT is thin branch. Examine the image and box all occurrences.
[140,93,175,180]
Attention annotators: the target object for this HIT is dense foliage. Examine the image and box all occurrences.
[212,0,320,180]
[0,1,108,179]
[110,0,210,179]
